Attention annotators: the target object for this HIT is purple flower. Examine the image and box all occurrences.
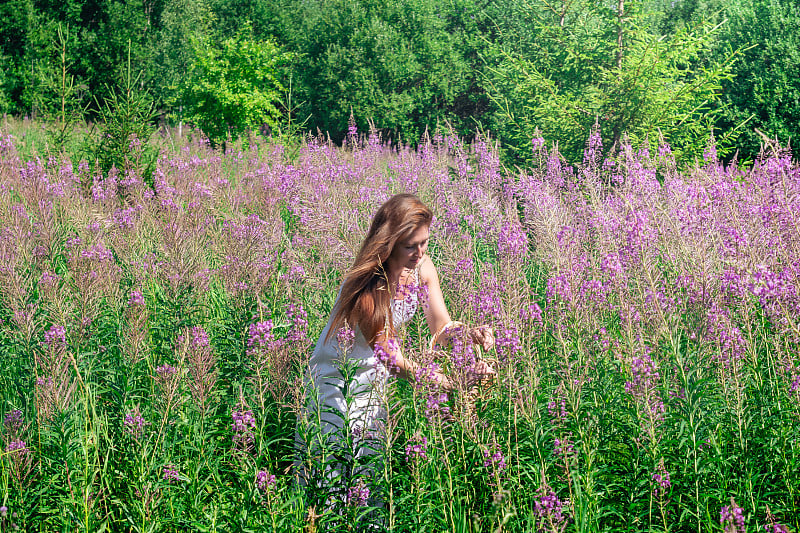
[483,444,506,473]
[3,409,23,433]
[231,409,257,451]
[533,488,566,527]
[255,470,276,492]
[498,221,528,258]
[374,338,399,370]
[231,409,256,433]
[652,459,671,498]
[553,436,574,460]
[128,290,145,306]
[6,439,28,455]
[42,324,67,350]
[247,320,275,353]
[124,409,146,439]
[286,303,309,343]
[163,467,180,483]
[720,499,745,533]
[189,325,210,349]
[405,435,428,463]
[155,364,177,377]
[336,324,355,354]
[346,481,370,507]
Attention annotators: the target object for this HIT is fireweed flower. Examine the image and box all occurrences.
[163,467,180,483]
[155,364,177,377]
[124,408,146,440]
[764,507,790,533]
[483,443,506,473]
[188,325,210,349]
[3,409,23,434]
[128,290,145,306]
[255,470,276,492]
[624,351,666,426]
[425,391,450,419]
[247,320,276,353]
[498,221,528,259]
[548,384,568,426]
[405,435,428,464]
[346,481,370,507]
[5,439,29,456]
[286,303,309,343]
[42,324,67,350]
[336,324,356,355]
[495,321,522,362]
[231,409,256,451]
[553,436,574,461]
[652,459,671,499]
[374,338,400,371]
[720,499,745,533]
[533,488,566,529]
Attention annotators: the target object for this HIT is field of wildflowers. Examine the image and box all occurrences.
[0,122,798,532]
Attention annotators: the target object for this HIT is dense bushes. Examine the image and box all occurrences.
[0,0,798,164]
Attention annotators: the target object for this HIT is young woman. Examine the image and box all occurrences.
[297,193,495,492]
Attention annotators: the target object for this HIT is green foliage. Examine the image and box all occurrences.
[151,0,214,117]
[713,0,800,160]
[277,0,486,143]
[89,44,157,179]
[182,30,290,146]
[481,0,738,165]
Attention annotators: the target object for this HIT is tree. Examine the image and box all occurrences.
[713,0,800,159]
[481,0,738,165]
[276,0,487,143]
[181,30,291,145]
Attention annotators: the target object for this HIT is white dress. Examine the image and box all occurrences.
[298,264,421,486]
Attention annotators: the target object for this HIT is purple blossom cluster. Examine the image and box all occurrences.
[3,409,23,434]
[255,470,276,492]
[405,435,428,463]
[286,302,309,343]
[247,320,276,354]
[42,324,67,350]
[128,290,145,306]
[336,324,356,355]
[163,467,180,483]
[720,499,745,533]
[124,409,146,440]
[346,481,370,507]
[5,439,29,456]
[483,443,506,473]
[624,351,665,426]
[231,409,256,451]
[652,460,671,499]
[533,488,566,529]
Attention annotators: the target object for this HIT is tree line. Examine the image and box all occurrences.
[1,0,798,164]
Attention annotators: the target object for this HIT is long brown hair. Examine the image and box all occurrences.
[328,194,433,345]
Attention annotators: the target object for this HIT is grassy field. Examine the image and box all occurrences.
[0,119,798,532]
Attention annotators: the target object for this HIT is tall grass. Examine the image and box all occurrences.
[0,120,798,532]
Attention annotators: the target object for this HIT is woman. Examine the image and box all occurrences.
[297,193,495,497]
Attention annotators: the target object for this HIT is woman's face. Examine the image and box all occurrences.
[387,225,429,273]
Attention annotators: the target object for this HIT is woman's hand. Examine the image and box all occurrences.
[466,359,496,388]
[470,325,495,351]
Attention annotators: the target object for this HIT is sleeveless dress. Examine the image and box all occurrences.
[297,263,422,488]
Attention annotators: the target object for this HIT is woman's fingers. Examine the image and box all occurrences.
[473,360,496,375]
[470,325,495,351]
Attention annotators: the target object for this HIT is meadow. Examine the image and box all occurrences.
[0,120,798,532]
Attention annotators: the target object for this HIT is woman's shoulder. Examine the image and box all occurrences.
[417,254,439,282]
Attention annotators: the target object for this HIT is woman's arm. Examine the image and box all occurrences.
[419,256,495,351]
[372,330,453,390]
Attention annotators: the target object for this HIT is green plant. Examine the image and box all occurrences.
[181,29,291,147]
